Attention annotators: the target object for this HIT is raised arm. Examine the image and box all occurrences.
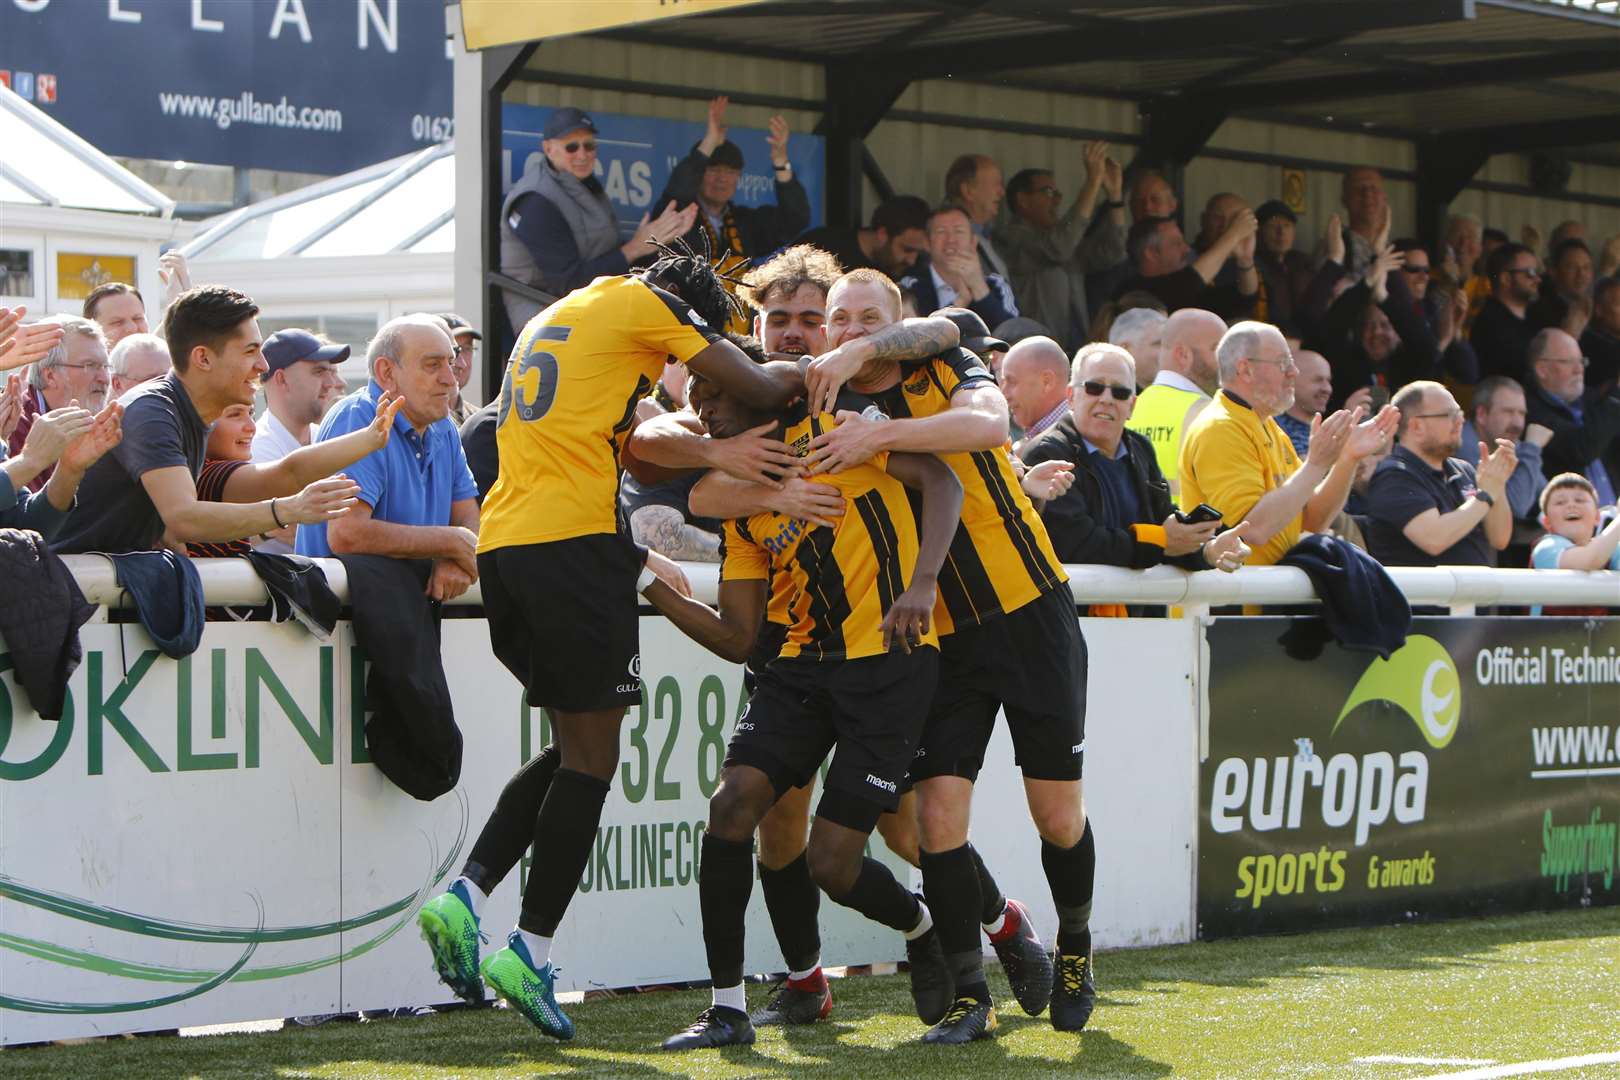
[804,316,961,414]
[222,395,405,502]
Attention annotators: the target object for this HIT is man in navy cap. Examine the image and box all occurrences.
[438,313,482,425]
[251,328,349,551]
[499,106,696,332]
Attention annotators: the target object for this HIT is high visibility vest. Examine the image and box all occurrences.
[1126,382,1206,486]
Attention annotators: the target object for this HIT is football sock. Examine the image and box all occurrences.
[516,928,552,968]
[711,983,748,1013]
[449,876,486,920]
[1042,819,1096,957]
[464,742,561,894]
[700,833,756,989]
[518,767,609,937]
[969,843,1007,927]
[921,844,989,1004]
[827,857,922,934]
[758,853,823,975]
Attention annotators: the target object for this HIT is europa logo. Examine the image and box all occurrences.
[1333,635,1461,750]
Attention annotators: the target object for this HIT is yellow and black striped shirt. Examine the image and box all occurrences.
[720,406,936,662]
[867,348,1067,635]
[480,275,721,552]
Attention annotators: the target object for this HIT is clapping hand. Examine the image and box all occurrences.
[58,401,124,474]
[767,115,790,168]
[1204,521,1253,573]
[1324,213,1346,266]
[1022,459,1075,502]
[0,307,65,374]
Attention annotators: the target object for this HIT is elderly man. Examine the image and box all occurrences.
[1001,336,1074,452]
[1274,350,1335,460]
[994,142,1126,350]
[1125,308,1223,495]
[901,205,1019,330]
[1459,375,1549,528]
[944,153,1010,280]
[1,397,120,540]
[1107,306,1168,389]
[1021,341,1250,575]
[7,315,109,492]
[501,106,696,329]
[1336,166,1390,277]
[51,287,363,555]
[1114,213,1258,321]
[796,194,932,281]
[296,314,481,597]
[108,333,171,398]
[1524,327,1620,508]
[1470,243,1542,381]
[658,96,808,270]
[1178,321,1398,566]
[82,281,148,347]
[1363,381,1514,567]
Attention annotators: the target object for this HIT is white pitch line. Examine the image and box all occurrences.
[1408,1050,1620,1079]
[1356,1056,1498,1066]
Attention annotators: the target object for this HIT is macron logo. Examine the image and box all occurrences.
[865,773,898,794]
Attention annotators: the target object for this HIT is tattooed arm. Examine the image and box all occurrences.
[629,504,722,562]
[804,315,962,414]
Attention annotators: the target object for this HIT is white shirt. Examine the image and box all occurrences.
[1150,369,1206,396]
[250,409,314,556]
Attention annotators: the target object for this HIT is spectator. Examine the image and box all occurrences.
[50,287,362,555]
[795,194,932,280]
[249,330,349,554]
[82,282,148,347]
[1114,212,1258,321]
[1193,193,1249,257]
[1363,381,1514,567]
[1125,307,1223,497]
[900,204,1019,329]
[1532,473,1620,572]
[1178,321,1397,566]
[657,96,808,274]
[1471,242,1540,380]
[500,106,696,330]
[1107,306,1168,389]
[1528,238,1595,339]
[7,315,109,492]
[943,152,1010,279]
[1090,168,1180,306]
[108,333,171,398]
[0,398,121,539]
[1394,243,1481,389]
[1459,374,1550,532]
[1019,342,1250,575]
[1441,213,1490,328]
[296,315,482,605]
[1312,242,1446,411]
[1524,328,1620,508]
[1336,167,1390,277]
[1253,200,1311,330]
[1000,336,1073,452]
[439,313,482,424]
[187,403,259,558]
[1584,276,1620,397]
[994,142,1126,350]
[1275,349,1335,460]
[1547,220,1586,253]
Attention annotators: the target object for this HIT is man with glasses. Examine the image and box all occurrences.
[1525,327,1620,509]
[1471,242,1543,381]
[1021,341,1250,576]
[7,315,109,491]
[500,106,697,330]
[994,143,1127,351]
[1363,381,1514,567]
[1179,321,1397,566]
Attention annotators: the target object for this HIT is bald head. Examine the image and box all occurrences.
[1000,335,1072,431]
[1290,350,1333,419]
[1159,308,1225,395]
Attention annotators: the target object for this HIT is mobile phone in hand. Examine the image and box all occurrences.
[1176,503,1223,526]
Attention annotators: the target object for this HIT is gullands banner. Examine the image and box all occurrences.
[1198,617,1620,937]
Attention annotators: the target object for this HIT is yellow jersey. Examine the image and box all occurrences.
[720,406,936,662]
[1178,389,1303,566]
[865,349,1067,635]
[480,276,721,551]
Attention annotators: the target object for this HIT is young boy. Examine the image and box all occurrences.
[1530,472,1620,616]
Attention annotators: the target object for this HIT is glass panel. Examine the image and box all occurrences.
[301,156,455,258]
[197,178,387,261]
[1,107,154,213]
[406,219,454,254]
[0,248,35,297]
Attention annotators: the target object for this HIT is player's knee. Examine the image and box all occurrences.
[707,773,772,842]
[876,811,920,868]
[915,793,969,852]
[757,802,809,869]
[1032,803,1085,848]
[805,840,861,898]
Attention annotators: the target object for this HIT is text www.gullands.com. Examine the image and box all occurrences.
[1531,724,1618,778]
[157,91,342,133]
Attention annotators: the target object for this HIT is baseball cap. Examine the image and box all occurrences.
[542,107,598,142]
[262,329,349,377]
[1256,199,1298,225]
[438,313,482,341]
[934,306,1009,359]
[707,140,745,171]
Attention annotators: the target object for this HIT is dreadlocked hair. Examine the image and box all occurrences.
[645,232,749,330]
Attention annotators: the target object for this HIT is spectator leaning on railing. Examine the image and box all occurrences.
[49,287,362,556]
[1178,321,1398,566]
[0,395,121,539]
[1529,472,1620,617]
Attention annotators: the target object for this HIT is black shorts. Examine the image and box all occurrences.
[478,534,644,714]
[910,585,1088,784]
[725,648,938,831]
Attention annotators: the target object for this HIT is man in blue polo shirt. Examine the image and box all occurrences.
[297,314,481,600]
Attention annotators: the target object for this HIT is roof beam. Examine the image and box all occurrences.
[1448,112,1620,154]
[1205,47,1618,110]
[876,0,1474,81]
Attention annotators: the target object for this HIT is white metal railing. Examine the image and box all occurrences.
[58,556,1620,612]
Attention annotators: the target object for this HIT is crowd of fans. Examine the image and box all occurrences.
[3,100,1618,616]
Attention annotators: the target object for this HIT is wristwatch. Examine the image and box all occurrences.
[1474,490,1495,508]
[773,162,792,178]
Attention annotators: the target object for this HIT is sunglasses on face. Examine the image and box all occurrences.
[1082,380,1133,401]
[1402,264,1431,274]
[562,140,597,154]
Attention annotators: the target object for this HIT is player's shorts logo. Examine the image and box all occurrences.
[628,655,641,679]
[865,773,898,794]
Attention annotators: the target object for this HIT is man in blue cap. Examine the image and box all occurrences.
[499,106,696,331]
[251,327,349,551]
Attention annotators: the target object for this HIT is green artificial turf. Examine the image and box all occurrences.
[3,907,1616,1080]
